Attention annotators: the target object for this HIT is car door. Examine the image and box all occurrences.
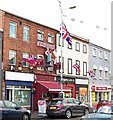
[73,99,84,115]
[4,100,22,119]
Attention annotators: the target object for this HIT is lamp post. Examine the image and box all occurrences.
[58,0,76,97]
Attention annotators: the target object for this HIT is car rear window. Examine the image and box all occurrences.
[49,100,63,105]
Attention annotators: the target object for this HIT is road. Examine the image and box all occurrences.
[31,116,81,120]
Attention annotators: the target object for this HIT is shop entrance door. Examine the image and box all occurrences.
[6,89,12,101]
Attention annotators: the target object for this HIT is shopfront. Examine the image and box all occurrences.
[75,78,89,103]
[5,71,34,111]
[33,81,71,111]
[89,85,111,107]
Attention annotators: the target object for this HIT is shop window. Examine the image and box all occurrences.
[14,90,30,106]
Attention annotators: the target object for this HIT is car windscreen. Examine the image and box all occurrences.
[97,106,112,114]
[49,100,63,105]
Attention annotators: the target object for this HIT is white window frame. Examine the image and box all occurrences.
[9,50,16,65]
[99,50,103,58]
[83,44,87,53]
[76,42,80,51]
[99,70,103,80]
[23,26,29,41]
[37,54,44,70]
[93,47,97,56]
[22,52,29,67]
[48,33,54,43]
[104,51,108,60]
[10,21,17,38]
[37,30,44,41]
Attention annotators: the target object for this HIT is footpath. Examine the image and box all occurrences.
[31,111,47,119]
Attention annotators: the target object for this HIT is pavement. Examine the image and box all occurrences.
[31,111,47,119]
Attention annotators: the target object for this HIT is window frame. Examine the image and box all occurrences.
[9,21,17,38]
[37,30,44,41]
[23,25,30,41]
[68,58,72,74]
[83,62,87,76]
[75,42,80,52]
[9,50,16,65]
[48,33,54,43]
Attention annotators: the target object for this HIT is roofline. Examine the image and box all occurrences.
[0,9,59,32]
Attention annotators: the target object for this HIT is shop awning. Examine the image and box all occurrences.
[37,81,71,92]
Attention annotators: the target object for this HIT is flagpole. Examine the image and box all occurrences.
[57,0,76,96]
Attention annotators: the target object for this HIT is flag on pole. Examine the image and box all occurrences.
[60,21,72,45]
[88,70,95,77]
[72,64,80,73]
[53,49,57,64]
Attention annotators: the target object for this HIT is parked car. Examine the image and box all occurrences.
[46,98,93,119]
[80,105,113,120]
[96,100,112,110]
[0,99,31,120]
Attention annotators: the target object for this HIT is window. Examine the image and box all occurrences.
[104,71,108,80]
[68,58,72,74]
[37,55,44,70]
[4,101,17,108]
[9,50,16,65]
[76,60,80,75]
[10,21,17,38]
[59,56,64,73]
[37,30,44,41]
[93,69,96,78]
[23,26,29,41]
[83,44,87,53]
[22,52,29,67]
[104,51,108,60]
[76,42,80,51]
[99,50,103,58]
[58,34,64,47]
[48,33,54,43]
[93,48,97,56]
[68,44,72,49]
[83,62,87,76]
[99,70,103,79]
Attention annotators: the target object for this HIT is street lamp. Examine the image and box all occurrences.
[58,0,76,97]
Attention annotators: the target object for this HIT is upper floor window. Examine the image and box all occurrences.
[99,50,103,58]
[37,30,44,41]
[83,44,87,53]
[93,48,97,56]
[9,50,16,65]
[48,33,54,43]
[76,42,80,51]
[68,58,72,74]
[75,60,80,75]
[59,56,64,73]
[68,43,72,49]
[23,52,29,67]
[58,34,64,47]
[37,54,44,70]
[23,26,29,41]
[99,70,103,79]
[104,51,108,60]
[83,62,87,76]
[10,21,17,38]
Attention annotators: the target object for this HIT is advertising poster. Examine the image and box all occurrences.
[38,100,46,114]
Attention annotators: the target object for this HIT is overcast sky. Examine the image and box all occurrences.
[0,0,111,50]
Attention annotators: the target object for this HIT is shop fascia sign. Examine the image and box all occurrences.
[37,41,55,50]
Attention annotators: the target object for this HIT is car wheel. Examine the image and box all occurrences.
[22,114,29,120]
[84,108,89,115]
[65,109,72,119]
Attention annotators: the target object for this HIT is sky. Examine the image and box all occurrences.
[0,0,111,50]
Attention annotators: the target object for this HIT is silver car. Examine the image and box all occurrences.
[46,98,92,119]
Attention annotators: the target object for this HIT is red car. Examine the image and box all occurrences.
[96,100,112,110]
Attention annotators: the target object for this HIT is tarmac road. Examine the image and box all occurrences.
[31,111,81,120]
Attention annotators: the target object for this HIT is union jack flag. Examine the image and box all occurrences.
[72,64,80,73]
[60,22,72,45]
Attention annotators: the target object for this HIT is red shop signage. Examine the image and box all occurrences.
[96,87,107,90]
